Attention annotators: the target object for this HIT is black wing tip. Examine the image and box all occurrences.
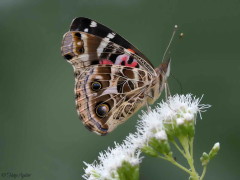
[70,17,95,31]
[72,17,91,22]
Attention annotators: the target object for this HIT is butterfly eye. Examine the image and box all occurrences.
[91,81,102,91]
[96,103,109,117]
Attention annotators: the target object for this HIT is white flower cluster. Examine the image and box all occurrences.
[156,94,211,125]
[83,142,141,180]
[131,94,210,147]
[83,94,210,180]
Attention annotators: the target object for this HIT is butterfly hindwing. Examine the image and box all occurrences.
[75,65,153,135]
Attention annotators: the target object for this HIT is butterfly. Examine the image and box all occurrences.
[61,17,171,135]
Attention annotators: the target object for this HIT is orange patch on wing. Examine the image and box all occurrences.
[127,49,135,54]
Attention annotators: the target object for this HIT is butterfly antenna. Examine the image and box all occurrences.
[162,25,178,62]
[170,72,183,93]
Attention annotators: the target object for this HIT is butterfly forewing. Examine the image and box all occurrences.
[61,17,156,75]
[70,17,152,64]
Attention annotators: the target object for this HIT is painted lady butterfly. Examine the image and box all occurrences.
[61,17,171,135]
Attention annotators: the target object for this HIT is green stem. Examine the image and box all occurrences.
[179,137,199,180]
[157,155,192,175]
[172,141,187,159]
[200,166,207,180]
[190,137,194,159]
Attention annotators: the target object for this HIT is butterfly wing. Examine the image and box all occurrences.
[70,17,152,63]
[61,17,156,75]
[75,65,153,135]
[61,17,163,135]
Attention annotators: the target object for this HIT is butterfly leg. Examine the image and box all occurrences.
[146,102,151,112]
[164,82,171,101]
[164,82,175,111]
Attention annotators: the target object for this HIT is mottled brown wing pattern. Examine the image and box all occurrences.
[74,65,153,135]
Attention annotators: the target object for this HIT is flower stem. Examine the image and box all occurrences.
[190,137,194,159]
[157,155,192,175]
[179,137,199,180]
[172,141,187,159]
[200,166,207,180]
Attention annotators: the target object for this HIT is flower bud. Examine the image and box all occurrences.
[176,118,184,125]
[184,113,194,122]
[209,142,220,159]
[155,130,168,141]
[200,152,209,166]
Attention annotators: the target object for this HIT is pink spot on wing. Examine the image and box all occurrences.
[125,60,138,67]
[115,54,129,65]
[121,55,128,61]
[100,59,113,65]
[115,55,139,68]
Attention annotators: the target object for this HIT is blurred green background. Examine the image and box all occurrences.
[0,0,240,179]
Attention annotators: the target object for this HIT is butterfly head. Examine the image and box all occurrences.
[158,59,171,85]
[158,58,171,78]
[147,59,171,104]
